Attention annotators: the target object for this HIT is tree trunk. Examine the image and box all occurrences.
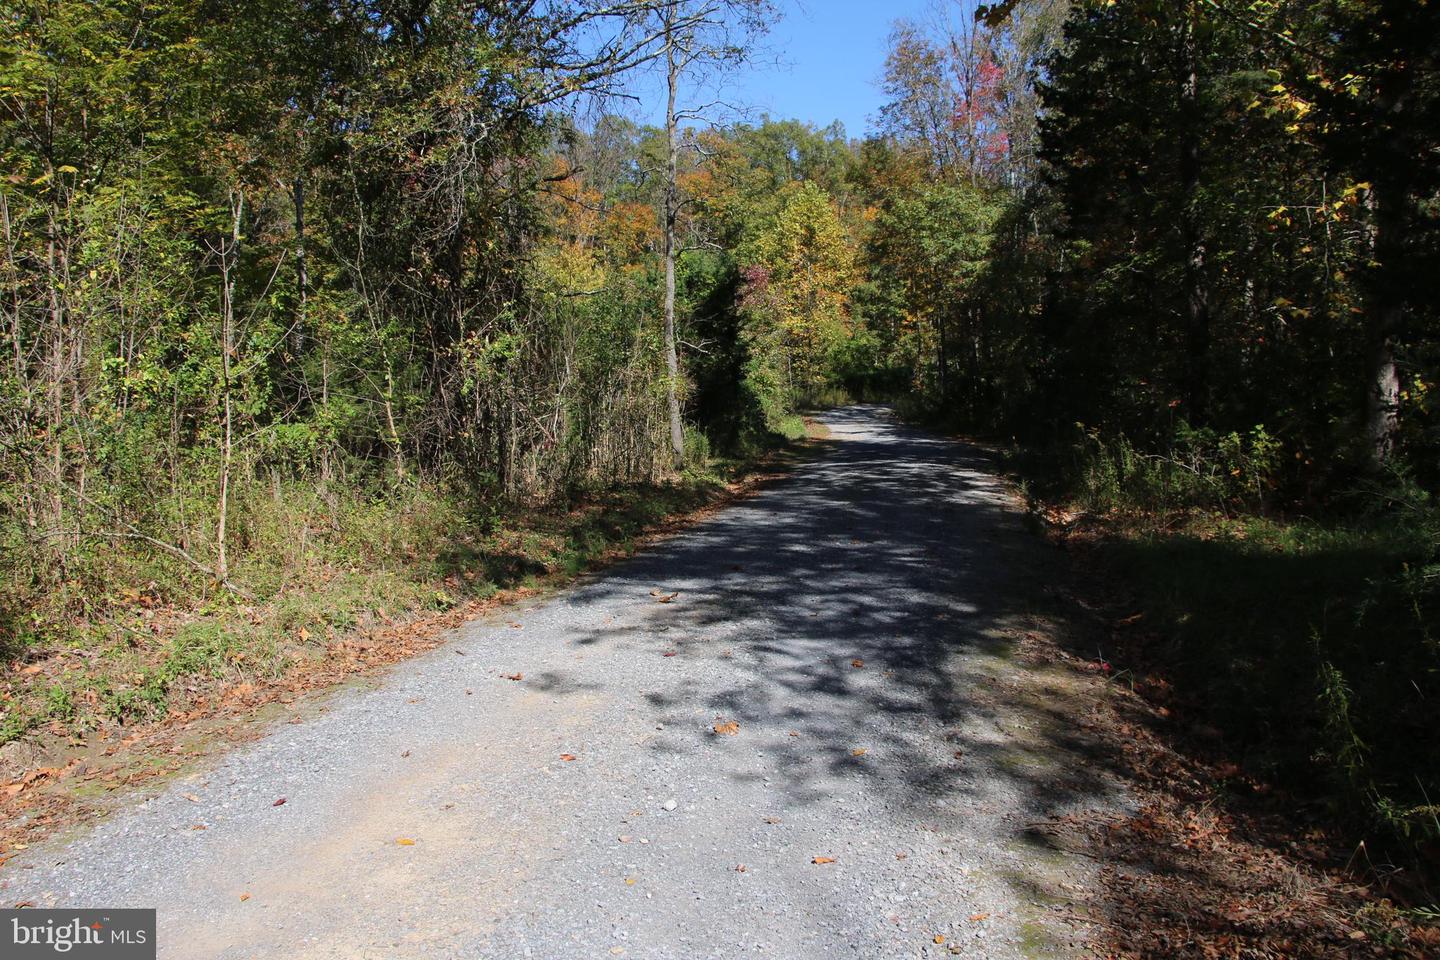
[1363,183,1404,467]
[662,15,686,469]
[1178,3,1210,422]
[1359,54,1412,470]
[292,175,308,361]
[216,190,242,587]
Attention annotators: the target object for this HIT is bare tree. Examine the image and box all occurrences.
[646,0,773,467]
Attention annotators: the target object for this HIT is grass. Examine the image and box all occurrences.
[980,418,1440,881]
[0,449,787,756]
[1049,501,1440,885]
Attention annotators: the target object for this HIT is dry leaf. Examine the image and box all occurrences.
[503,673,523,681]
[649,590,679,603]
[191,824,207,831]
[811,856,835,864]
[933,935,946,944]
[396,838,416,846]
[851,748,867,757]
[183,793,200,803]
[624,877,636,886]
[559,753,577,761]
[239,893,251,902]
[712,721,740,736]
[969,912,989,923]
[298,627,311,642]
[851,658,864,668]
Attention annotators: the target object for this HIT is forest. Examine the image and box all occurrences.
[2,0,1439,935]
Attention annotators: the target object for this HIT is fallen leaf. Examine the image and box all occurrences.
[191,824,207,831]
[183,793,200,803]
[239,893,251,902]
[851,658,864,668]
[969,912,989,923]
[712,721,740,736]
[649,590,679,603]
[624,877,636,886]
[502,673,523,681]
[272,797,287,807]
[851,748,867,757]
[812,856,835,865]
[559,753,577,761]
[396,838,415,846]
[298,627,311,642]
[933,935,946,944]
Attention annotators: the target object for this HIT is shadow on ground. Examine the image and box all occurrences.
[510,405,1129,947]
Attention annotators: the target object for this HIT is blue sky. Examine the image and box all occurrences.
[624,0,936,139]
[726,0,933,136]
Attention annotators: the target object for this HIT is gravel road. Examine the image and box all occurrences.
[5,405,1124,959]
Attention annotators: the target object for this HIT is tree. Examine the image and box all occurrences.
[866,182,997,409]
[738,181,856,406]
[646,0,773,467]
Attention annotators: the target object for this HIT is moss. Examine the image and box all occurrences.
[1018,920,1061,958]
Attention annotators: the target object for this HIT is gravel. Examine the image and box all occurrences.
[2,405,1124,959]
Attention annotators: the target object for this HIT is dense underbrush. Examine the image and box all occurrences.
[1009,426,1440,902]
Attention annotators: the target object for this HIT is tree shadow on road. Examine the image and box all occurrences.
[528,406,1133,945]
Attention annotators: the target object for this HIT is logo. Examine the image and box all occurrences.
[2,910,155,959]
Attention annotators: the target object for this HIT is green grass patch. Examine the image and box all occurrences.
[1083,506,1439,861]
[0,449,772,749]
